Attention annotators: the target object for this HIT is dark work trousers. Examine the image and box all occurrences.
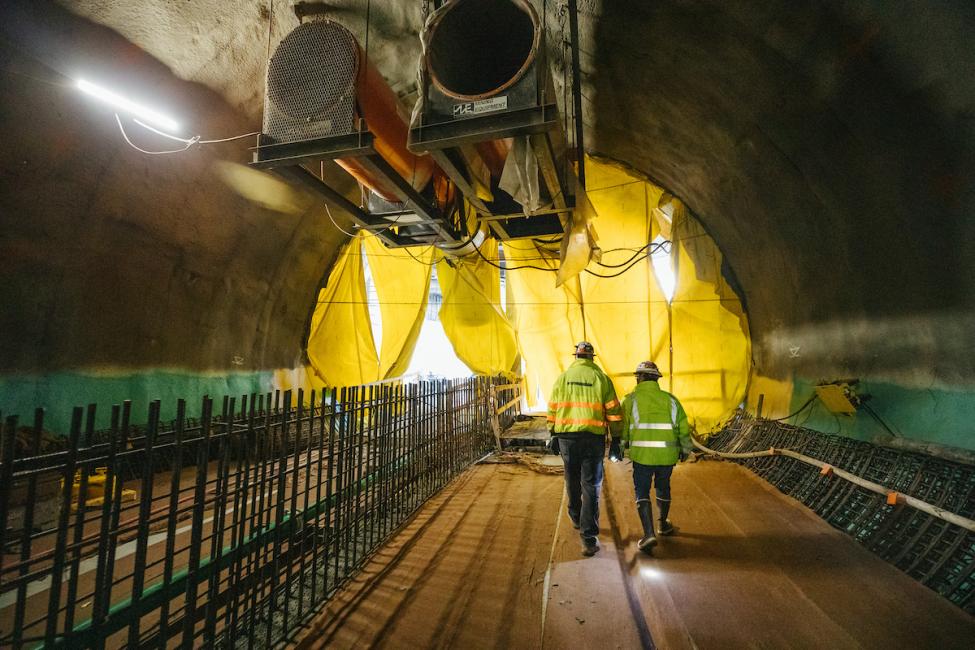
[632,463,674,502]
[557,436,606,542]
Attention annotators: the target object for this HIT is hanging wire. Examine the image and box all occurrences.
[470,239,669,277]
[115,115,198,154]
[116,114,259,155]
[324,203,360,238]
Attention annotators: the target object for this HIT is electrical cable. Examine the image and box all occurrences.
[403,246,444,266]
[768,395,818,422]
[117,115,259,155]
[471,238,669,278]
[861,402,899,437]
[198,131,262,144]
[115,114,198,154]
[593,242,654,269]
[324,203,359,238]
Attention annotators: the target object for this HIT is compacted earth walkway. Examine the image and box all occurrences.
[293,457,975,649]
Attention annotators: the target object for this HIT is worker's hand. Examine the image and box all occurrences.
[547,437,561,455]
[678,449,688,463]
[609,438,623,462]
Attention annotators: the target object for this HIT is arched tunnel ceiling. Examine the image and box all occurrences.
[2,0,974,392]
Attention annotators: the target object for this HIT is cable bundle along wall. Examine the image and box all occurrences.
[0,376,514,647]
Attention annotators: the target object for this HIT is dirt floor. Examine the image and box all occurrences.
[292,457,975,649]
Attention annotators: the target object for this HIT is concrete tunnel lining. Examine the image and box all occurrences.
[0,0,974,645]
[1,0,975,437]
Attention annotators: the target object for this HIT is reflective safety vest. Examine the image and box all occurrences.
[548,359,623,437]
[621,380,691,466]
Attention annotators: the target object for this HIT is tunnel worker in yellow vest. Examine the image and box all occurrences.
[621,360,692,554]
[547,341,624,557]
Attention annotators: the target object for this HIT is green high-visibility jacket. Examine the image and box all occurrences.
[621,380,691,465]
[548,359,623,437]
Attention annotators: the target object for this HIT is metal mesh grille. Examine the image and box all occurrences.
[262,20,359,144]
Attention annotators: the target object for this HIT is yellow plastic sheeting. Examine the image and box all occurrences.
[437,239,518,375]
[307,234,434,386]
[502,241,585,406]
[307,237,380,387]
[362,236,433,378]
[581,159,668,398]
[506,157,750,431]
[746,374,794,419]
[669,209,751,429]
[555,176,599,287]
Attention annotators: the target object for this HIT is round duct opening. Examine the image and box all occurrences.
[267,21,359,120]
[426,0,539,101]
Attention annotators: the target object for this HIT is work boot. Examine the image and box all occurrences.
[582,537,600,557]
[656,497,675,536]
[636,500,657,553]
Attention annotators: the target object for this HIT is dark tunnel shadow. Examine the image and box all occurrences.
[585,1,975,382]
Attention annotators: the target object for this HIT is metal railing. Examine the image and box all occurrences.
[0,376,504,648]
[705,412,975,614]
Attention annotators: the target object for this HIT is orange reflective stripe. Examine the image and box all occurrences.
[554,418,606,428]
[604,399,620,409]
[546,415,555,422]
[551,401,604,410]
[606,414,623,422]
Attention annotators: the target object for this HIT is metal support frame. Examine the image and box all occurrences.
[409,104,560,154]
[568,0,586,189]
[252,128,461,247]
[269,165,408,248]
[409,103,568,241]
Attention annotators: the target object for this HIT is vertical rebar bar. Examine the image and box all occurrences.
[45,407,83,641]
[127,400,160,647]
[182,396,213,647]
[158,398,186,647]
[12,409,44,648]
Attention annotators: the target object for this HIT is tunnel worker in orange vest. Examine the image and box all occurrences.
[547,341,624,557]
[621,360,692,554]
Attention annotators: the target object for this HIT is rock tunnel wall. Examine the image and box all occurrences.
[1,1,974,450]
[577,1,975,450]
[0,1,353,431]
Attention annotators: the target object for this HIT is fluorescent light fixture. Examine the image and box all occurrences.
[76,79,179,133]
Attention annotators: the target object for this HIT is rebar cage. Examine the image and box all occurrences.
[0,376,515,647]
[708,412,975,614]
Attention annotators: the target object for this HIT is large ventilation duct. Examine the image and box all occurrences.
[426,0,540,104]
[409,0,568,241]
[263,19,434,201]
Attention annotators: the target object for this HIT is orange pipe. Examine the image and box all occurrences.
[474,138,512,179]
[335,39,435,202]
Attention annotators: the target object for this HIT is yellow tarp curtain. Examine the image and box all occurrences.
[502,241,586,406]
[581,160,668,399]
[504,156,751,431]
[362,236,433,378]
[670,210,751,428]
[307,234,432,387]
[437,238,519,375]
[307,236,379,387]
[306,157,751,429]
